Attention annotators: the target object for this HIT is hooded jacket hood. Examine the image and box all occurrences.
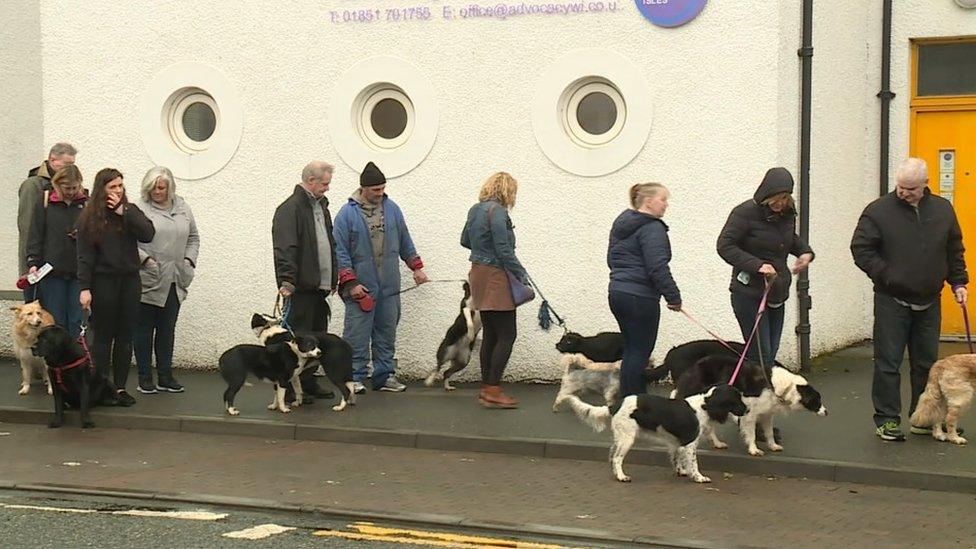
[609,209,663,244]
[753,167,795,203]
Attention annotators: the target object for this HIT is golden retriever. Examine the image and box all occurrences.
[910,354,976,445]
[10,302,55,395]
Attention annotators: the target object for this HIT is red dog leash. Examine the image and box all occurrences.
[679,309,740,355]
[51,320,97,393]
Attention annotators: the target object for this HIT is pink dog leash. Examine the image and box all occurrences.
[962,302,974,354]
[679,309,740,355]
[728,277,774,386]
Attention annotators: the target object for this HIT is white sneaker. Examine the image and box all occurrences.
[352,381,367,395]
[377,376,407,392]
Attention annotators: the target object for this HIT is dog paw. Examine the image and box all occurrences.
[748,447,765,457]
[82,421,95,429]
[267,403,277,410]
[423,374,438,387]
[692,475,712,484]
[18,385,29,395]
[711,441,728,450]
[48,421,62,429]
[768,443,784,452]
[46,386,53,395]
[332,400,347,412]
[615,475,632,483]
[227,407,240,416]
[279,406,292,413]
[950,436,968,445]
[934,432,949,442]
[444,383,456,391]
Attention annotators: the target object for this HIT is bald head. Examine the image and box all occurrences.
[301,161,334,199]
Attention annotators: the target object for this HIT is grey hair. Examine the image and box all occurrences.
[896,158,928,185]
[48,142,77,158]
[140,166,176,203]
[302,161,334,184]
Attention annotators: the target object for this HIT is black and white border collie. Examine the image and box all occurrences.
[306,331,357,411]
[564,385,748,483]
[425,282,481,390]
[673,355,828,456]
[219,314,322,416]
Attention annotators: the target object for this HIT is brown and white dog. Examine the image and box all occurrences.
[11,302,55,395]
[910,354,976,445]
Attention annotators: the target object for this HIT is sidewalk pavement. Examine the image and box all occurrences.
[1,422,975,549]
[1,341,973,494]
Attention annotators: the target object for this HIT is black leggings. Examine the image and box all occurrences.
[479,310,517,385]
[91,274,141,390]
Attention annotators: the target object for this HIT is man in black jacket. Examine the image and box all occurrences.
[851,157,968,442]
[272,161,339,400]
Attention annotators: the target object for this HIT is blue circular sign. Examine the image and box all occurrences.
[636,0,708,28]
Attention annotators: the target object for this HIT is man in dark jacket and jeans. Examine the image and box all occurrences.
[851,157,968,442]
[272,161,339,400]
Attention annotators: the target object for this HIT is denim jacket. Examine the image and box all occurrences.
[460,199,527,282]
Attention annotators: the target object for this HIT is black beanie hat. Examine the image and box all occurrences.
[360,162,386,187]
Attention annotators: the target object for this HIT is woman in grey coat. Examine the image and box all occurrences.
[134,166,200,394]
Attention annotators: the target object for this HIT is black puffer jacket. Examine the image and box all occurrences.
[272,185,338,292]
[850,188,967,305]
[716,168,814,303]
[607,209,681,306]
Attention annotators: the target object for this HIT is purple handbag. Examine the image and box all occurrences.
[507,271,535,307]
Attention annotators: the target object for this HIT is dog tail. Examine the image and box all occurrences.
[563,395,611,433]
[909,368,945,428]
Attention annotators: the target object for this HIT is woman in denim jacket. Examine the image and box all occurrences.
[134,166,200,394]
[461,172,526,409]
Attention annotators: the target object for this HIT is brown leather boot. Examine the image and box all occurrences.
[481,385,518,409]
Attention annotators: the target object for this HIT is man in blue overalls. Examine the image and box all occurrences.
[333,162,428,393]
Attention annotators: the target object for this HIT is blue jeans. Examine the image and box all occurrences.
[39,276,83,338]
[871,293,940,427]
[731,292,785,367]
[135,284,182,383]
[343,295,400,388]
[608,290,661,397]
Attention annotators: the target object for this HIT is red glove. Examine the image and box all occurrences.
[15,275,30,290]
[354,292,375,312]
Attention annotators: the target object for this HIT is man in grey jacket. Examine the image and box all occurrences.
[17,142,77,300]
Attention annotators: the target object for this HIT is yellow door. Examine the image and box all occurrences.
[911,109,976,335]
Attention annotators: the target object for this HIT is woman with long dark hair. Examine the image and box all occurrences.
[77,168,155,406]
[461,172,526,409]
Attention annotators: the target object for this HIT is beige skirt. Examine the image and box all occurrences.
[468,263,514,312]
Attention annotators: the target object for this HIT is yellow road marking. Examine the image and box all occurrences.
[312,521,580,548]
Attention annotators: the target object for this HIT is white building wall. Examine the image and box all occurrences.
[0,0,44,357]
[7,1,960,379]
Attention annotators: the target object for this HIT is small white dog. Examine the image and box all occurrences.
[10,302,55,395]
[552,353,620,412]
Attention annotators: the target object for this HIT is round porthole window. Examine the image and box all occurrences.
[140,62,243,180]
[167,89,219,153]
[563,80,625,147]
[329,56,438,178]
[358,86,414,149]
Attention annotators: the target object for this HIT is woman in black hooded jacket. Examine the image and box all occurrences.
[717,167,814,366]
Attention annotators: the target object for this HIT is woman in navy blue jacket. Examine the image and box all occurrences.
[607,183,682,397]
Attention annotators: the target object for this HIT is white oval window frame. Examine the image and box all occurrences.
[532,49,652,177]
[139,62,243,180]
[565,80,626,147]
[330,56,438,179]
[359,86,415,150]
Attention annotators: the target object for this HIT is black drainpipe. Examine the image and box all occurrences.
[796,0,813,372]
[878,0,895,196]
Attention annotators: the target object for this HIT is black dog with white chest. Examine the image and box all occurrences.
[426,282,481,390]
[555,331,624,363]
[31,325,125,429]
[220,315,322,415]
[305,330,356,411]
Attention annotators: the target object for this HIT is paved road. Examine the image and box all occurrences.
[0,489,621,549]
[0,423,974,548]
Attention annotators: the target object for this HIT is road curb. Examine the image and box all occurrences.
[2,406,974,494]
[2,481,759,548]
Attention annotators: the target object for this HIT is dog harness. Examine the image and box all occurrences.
[51,334,94,394]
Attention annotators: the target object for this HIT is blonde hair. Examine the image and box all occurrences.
[762,192,795,211]
[478,172,518,208]
[629,183,667,209]
[51,165,83,191]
